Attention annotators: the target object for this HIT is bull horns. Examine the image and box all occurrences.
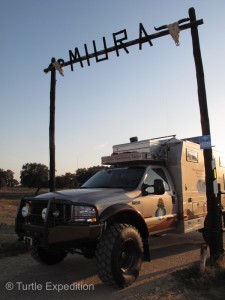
[154,17,190,31]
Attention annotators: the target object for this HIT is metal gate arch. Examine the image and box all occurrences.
[44,7,224,261]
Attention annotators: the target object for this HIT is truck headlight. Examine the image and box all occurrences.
[21,203,31,217]
[42,208,47,220]
[71,206,97,222]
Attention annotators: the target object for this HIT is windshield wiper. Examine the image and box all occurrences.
[80,186,111,189]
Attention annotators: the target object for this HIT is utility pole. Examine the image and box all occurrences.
[189,7,223,260]
[49,57,56,192]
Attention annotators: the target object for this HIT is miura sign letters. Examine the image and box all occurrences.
[44,16,201,74]
[68,24,153,71]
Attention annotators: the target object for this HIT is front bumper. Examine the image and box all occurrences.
[15,197,103,247]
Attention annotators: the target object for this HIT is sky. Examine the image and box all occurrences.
[1,0,225,181]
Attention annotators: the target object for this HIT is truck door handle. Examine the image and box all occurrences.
[132,200,140,205]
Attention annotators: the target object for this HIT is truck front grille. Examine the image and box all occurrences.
[19,198,72,227]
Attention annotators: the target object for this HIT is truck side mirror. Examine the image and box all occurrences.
[153,179,165,195]
[141,183,149,196]
[141,179,165,196]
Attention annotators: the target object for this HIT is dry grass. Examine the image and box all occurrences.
[0,198,18,226]
[171,260,225,299]
[0,187,48,199]
[0,188,46,258]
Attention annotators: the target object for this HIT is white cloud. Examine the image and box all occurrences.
[94,142,109,150]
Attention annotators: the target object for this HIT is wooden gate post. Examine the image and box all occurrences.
[49,57,56,192]
[189,7,223,260]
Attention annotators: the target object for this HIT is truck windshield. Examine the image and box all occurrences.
[81,167,146,190]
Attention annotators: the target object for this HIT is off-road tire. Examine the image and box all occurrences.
[29,245,67,265]
[96,224,143,287]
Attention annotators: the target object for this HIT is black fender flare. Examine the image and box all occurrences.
[99,204,150,261]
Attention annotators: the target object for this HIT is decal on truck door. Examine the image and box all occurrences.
[155,198,166,219]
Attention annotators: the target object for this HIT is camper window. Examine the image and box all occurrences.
[186,148,198,163]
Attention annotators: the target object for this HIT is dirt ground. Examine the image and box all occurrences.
[0,231,211,300]
[1,190,224,299]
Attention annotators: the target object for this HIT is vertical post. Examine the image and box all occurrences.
[189,7,223,260]
[49,57,56,192]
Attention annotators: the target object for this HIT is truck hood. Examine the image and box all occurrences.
[36,188,140,213]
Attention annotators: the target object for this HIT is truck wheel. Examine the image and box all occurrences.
[29,245,67,265]
[96,224,143,287]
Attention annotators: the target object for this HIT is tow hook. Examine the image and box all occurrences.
[24,236,33,246]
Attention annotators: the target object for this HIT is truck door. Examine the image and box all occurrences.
[141,167,178,234]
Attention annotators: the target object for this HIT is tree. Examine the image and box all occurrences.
[12,178,19,186]
[20,163,48,194]
[0,168,16,188]
[5,169,15,187]
[56,173,77,189]
[0,169,6,189]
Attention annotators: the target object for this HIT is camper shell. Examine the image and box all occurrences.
[102,135,225,234]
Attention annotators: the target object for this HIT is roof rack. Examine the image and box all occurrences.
[101,152,165,165]
[113,135,176,153]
